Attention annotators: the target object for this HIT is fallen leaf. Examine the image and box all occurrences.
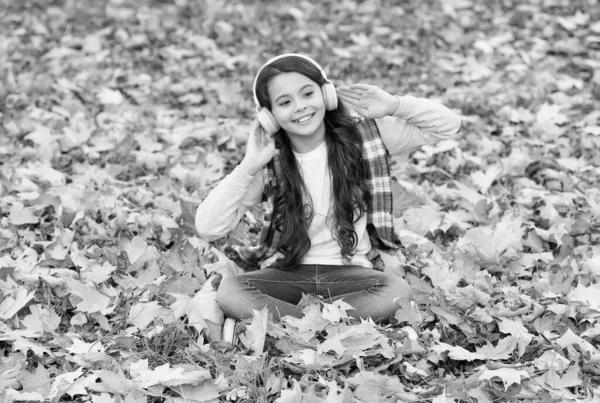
[479,368,530,391]
[239,306,269,355]
[128,301,175,331]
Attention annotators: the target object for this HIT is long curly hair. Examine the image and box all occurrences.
[254,55,369,270]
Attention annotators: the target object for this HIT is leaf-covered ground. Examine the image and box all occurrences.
[2,0,600,402]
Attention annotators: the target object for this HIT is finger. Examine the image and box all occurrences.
[349,83,370,91]
[337,91,362,102]
[265,133,275,147]
[337,86,364,96]
[257,127,269,145]
[338,95,363,109]
[351,104,369,117]
[250,119,261,135]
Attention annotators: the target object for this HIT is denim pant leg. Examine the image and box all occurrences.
[317,265,412,322]
[216,266,318,321]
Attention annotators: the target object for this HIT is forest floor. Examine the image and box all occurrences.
[1,0,600,402]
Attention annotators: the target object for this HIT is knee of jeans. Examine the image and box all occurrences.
[216,276,243,310]
[383,273,413,300]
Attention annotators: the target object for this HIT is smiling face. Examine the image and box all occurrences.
[267,72,326,153]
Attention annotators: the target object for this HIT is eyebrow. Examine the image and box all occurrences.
[274,84,315,103]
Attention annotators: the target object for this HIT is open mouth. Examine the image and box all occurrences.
[293,113,315,124]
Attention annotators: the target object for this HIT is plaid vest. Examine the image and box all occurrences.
[228,119,399,270]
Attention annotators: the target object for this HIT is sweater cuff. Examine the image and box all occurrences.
[390,95,415,120]
[228,164,258,190]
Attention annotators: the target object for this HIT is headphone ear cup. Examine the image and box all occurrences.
[322,81,338,111]
[256,108,280,135]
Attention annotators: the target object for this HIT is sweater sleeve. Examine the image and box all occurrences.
[375,95,461,155]
[195,165,263,241]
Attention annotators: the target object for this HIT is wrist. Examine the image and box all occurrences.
[387,94,400,116]
[239,158,262,176]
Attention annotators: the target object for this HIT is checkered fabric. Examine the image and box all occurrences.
[357,119,399,251]
[229,119,399,271]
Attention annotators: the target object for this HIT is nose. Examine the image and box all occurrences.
[295,98,307,111]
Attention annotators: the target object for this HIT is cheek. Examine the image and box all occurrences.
[314,94,326,109]
[272,107,288,124]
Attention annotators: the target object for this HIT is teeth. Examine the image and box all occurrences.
[295,114,313,123]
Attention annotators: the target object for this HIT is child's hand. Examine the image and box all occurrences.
[239,120,276,176]
[337,84,399,119]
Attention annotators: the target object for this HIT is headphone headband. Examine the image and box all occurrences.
[252,53,329,108]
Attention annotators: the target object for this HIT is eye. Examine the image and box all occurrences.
[304,91,314,97]
[278,100,290,107]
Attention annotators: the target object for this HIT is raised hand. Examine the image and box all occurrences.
[337,83,399,120]
[239,120,276,176]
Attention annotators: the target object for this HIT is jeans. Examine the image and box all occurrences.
[216,264,412,322]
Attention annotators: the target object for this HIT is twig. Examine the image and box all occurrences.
[372,355,404,372]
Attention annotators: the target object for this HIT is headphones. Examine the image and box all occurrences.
[252,53,338,135]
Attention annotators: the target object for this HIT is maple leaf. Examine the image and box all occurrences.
[282,303,330,340]
[44,228,74,260]
[401,205,444,236]
[7,201,40,225]
[568,283,600,311]
[0,288,34,320]
[17,364,52,394]
[128,301,175,331]
[0,323,52,357]
[81,262,117,284]
[497,318,533,357]
[319,337,347,357]
[275,379,303,403]
[169,291,224,339]
[321,299,353,323]
[239,306,269,355]
[3,390,46,402]
[0,352,26,390]
[97,87,124,105]
[581,246,600,276]
[394,299,423,326]
[431,342,482,361]
[470,164,502,193]
[469,307,494,324]
[86,370,137,395]
[479,368,530,391]
[47,367,86,400]
[457,216,524,266]
[332,321,393,358]
[67,338,105,355]
[422,255,462,289]
[444,284,491,310]
[285,348,337,368]
[476,337,518,360]
[129,360,209,389]
[555,328,600,363]
[120,259,162,289]
[168,381,221,403]
[452,180,487,206]
[346,371,418,402]
[20,304,60,335]
[533,350,570,371]
[124,236,157,266]
[66,279,113,315]
[536,365,582,390]
[430,304,463,326]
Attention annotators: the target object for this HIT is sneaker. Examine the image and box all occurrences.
[222,318,238,345]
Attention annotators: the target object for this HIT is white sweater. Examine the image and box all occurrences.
[195,95,461,267]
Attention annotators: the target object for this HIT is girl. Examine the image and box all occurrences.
[196,54,461,329]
